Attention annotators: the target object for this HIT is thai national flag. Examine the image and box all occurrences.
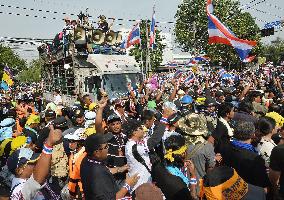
[2,66,14,86]
[120,22,141,49]
[184,72,195,85]
[4,66,13,77]
[206,0,257,61]
[194,56,209,61]
[243,55,256,63]
[173,69,183,79]
[149,6,156,49]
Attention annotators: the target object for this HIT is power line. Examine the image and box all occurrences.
[244,0,267,10]
[264,2,284,13]
[1,36,53,42]
[0,4,176,24]
[250,7,282,19]
[254,17,269,23]
[0,4,76,16]
[240,0,261,9]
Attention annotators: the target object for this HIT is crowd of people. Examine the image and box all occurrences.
[0,64,284,200]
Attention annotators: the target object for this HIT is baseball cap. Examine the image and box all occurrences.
[85,111,96,120]
[177,90,185,95]
[85,111,96,127]
[85,133,113,155]
[0,118,15,127]
[62,128,77,137]
[89,102,98,111]
[45,110,56,118]
[26,114,40,126]
[52,116,68,130]
[107,114,121,123]
[163,102,177,112]
[180,95,193,105]
[64,128,87,141]
[7,148,40,175]
[23,128,38,144]
[167,113,182,125]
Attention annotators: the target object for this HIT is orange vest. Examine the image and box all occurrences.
[68,149,86,198]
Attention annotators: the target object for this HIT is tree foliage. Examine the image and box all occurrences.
[130,20,165,71]
[260,37,284,65]
[17,59,43,83]
[175,0,261,67]
[0,44,27,75]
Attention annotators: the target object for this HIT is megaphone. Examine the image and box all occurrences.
[92,29,105,45]
[74,27,86,42]
[105,30,116,45]
[115,31,123,45]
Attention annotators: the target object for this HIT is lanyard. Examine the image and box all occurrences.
[113,133,125,149]
[87,158,102,165]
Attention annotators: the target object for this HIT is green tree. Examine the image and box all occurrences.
[130,20,165,72]
[260,37,284,65]
[17,59,43,83]
[175,0,261,67]
[0,44,27,75]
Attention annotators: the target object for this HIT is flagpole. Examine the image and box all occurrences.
[140,47,144,78]
[145,21,149,78]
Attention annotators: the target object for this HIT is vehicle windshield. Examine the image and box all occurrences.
[102,73,142,98]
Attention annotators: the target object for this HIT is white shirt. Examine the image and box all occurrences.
[10,175,46,200]
[125,139,152,191]
[257,137,276,166]
[54,94,62,106]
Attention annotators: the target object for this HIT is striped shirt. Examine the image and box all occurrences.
[106,132,128,180]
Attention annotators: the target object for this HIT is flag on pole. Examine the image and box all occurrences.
[2,66,14,86]
[243,55,256,63]
[206,0,257,61]
[149,6,156,49]
[120,22,141,49]
[173,69,183,79]
[184,72,195,85]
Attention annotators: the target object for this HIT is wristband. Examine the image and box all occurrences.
[123,183,132,193]
[42,143,53,155]
[189,178,197,185]
[44,143,53,149]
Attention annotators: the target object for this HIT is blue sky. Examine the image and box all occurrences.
[0,0,283,60]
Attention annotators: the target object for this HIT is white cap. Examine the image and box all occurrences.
[85,111,96,120]
[163,101,177,112]
[177,90,185,95]
[64,128,87,141]
[85,111,96,127]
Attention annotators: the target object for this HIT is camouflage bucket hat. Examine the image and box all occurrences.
[178,113,208,145]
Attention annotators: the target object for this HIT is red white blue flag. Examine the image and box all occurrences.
[206,0,257,61]
[184,72,195,85]
[149,6,156,49]
[120,22,141,49]
[243,55,256,63]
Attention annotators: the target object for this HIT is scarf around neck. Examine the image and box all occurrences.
[231,139,258,153]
